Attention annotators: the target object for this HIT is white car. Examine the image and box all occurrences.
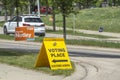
[3,15,45,36]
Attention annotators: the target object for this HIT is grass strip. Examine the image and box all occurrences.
[41,7,120,33]
[0,49,75,76]
[66,39,120,48]
[0,34,14,40]
[0,34,120,49]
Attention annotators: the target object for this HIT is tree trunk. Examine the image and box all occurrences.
[52,5,56,31]
[4,0,7,21]
[118,0,120,6]
[46,0,49,16]
[86,0,89,8]
[78,2,82,9]
[16,0,19,27]
[10,6,15,19]
[63,15,66,40]
[113,0,116,6]
[4,7,7,21]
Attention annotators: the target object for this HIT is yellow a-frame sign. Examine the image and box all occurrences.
[35,38,72,70]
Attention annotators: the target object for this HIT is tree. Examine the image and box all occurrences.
[0,0,9,21]
[19,0,29,14]
[29,0,36,13]
[75,0,98,9]
[112,0,120,6]
[55,0,76,39]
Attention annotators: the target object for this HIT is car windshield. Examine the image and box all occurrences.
[25,18,42,22]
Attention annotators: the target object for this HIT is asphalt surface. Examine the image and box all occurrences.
[0,27,3,34]
[0,39,120,80]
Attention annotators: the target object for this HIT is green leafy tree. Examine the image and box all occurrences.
[55,0,76,39]
[19,0,29,14]
[0,0,30,20]
[0,0,9,21]
[110,0,120,6]
[103,0,120,6]
[29,0,36,13]
[75,0,98,9]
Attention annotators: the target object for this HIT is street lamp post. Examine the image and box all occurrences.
[37,0,40,17]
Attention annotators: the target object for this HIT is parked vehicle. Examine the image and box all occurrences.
[3,15,45,36]
[40,6,52,14]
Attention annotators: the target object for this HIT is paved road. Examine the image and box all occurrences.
[0,39,120,80]
[71,57,120,80]
[0,27,3,34]
[0,16,5,22]
[0,16,120,80]
[0,16,10,21]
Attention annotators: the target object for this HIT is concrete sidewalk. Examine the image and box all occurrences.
[46,26,120,37]
[0,61,86,80]
[46,26,120,42]
[0,63,64,80]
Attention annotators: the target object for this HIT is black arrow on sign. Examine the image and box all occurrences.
[52,59,68,63]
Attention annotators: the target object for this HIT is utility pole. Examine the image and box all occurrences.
[52,0,56,31]
[37,0,40,17]
[28,1,31,14]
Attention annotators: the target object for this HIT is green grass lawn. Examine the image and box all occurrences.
[0,7,120,48]
[0,49,75,76]
[0,34,120,49]
[1,7,120,33]
[0,21,4,27]
[41,7,120,33]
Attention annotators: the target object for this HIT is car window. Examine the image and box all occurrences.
[9,17,16,22]
[18,17,22,22]
[24,18,42,22]
[10,17,22,22]
[12,17,17,22]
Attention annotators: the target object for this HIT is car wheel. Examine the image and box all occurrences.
[42,33,45,36]
[3,27,9,35]
[38,33,45,37]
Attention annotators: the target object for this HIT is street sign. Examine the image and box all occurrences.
[35,38,72,70]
